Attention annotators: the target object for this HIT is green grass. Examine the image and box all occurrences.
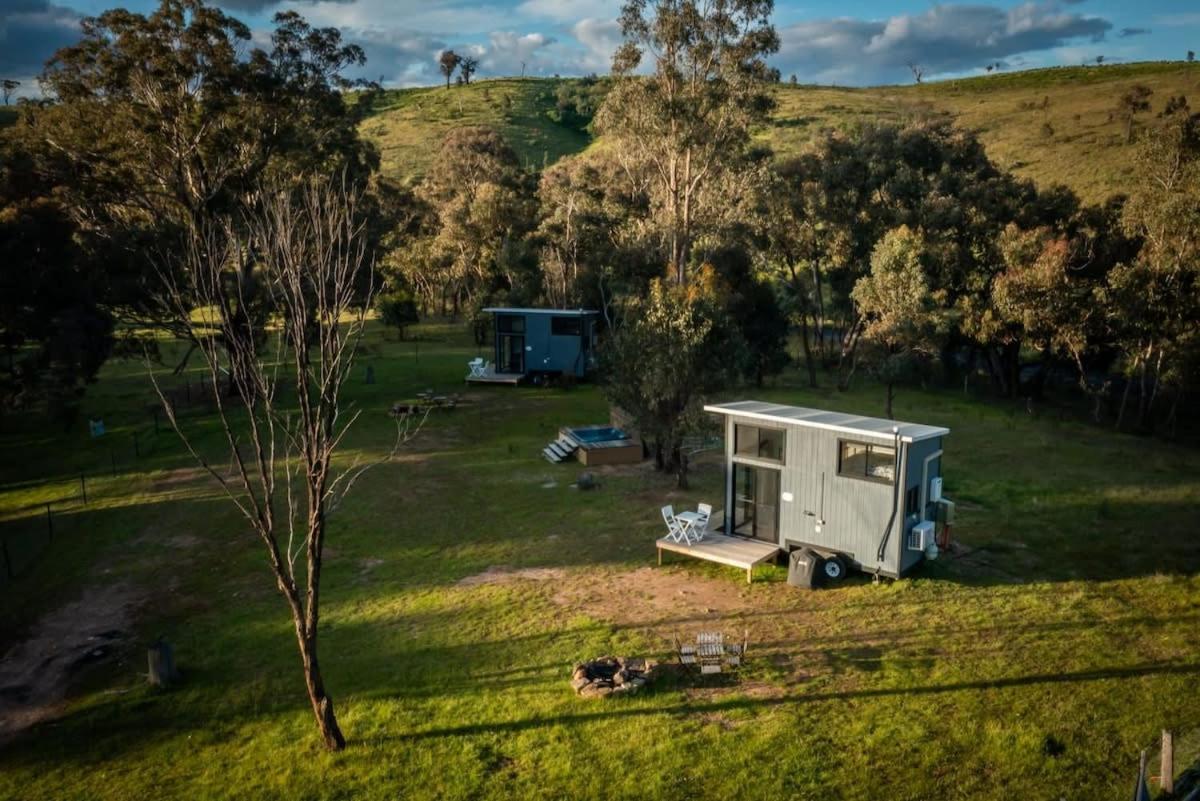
[363,79,591,182]
[363,62,1200,203]
[1,320,1198,800]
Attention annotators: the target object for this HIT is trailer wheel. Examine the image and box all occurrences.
[821,554,848,583]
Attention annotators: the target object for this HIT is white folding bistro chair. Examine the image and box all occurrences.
[661,505,686,543]
[468,358,485,377]
[694,503,713,540]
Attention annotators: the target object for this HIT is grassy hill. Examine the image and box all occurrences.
[364,62,1200,203]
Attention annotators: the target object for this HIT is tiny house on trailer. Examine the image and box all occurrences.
[469,308,599,384]
[704,401,951,579]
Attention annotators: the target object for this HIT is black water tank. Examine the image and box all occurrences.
[787,548,818,589]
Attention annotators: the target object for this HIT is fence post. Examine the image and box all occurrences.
[46,503,53,543]
[1161,729,1174,794]
[80,472,87,505]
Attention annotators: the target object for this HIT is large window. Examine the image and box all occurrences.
[550,316,583,336]
[497,315,525,334]
[838,439,896,483]
[734,424,785,463]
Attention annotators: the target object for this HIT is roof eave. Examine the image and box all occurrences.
[702,403,949,444]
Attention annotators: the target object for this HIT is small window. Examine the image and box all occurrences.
[735,424,759,458]
[905,486,920,517]
[550,316,582,336]
[734,424,784,463]
[839,440,895,484]
[759,428,784,461]
[497,315,525,334]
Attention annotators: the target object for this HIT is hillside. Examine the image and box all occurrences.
[363,62,1200,204]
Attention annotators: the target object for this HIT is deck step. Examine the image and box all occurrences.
[542,437,578,464]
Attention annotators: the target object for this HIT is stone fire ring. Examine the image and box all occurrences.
[570,656,657,698]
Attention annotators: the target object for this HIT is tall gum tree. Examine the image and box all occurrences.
[595,0,779,285]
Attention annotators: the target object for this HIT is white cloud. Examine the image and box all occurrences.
[777,1,1113,85]
[571,17,622,73]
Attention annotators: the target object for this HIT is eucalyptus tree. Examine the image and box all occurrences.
[1105,103,1200,431]
[439,50,461,88]
[411,127,536,315]
[595,0,779,285]
[600,273,745,487]
[23,0,378,369]
[851,226,947,417]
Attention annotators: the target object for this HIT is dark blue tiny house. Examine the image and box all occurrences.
[468,308,599,384]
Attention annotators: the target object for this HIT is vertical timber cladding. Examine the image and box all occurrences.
[781,420,898,572]
[719,412,943,576]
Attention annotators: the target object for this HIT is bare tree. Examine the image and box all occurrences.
[908,62,924,84]
[150,176,423,751]
[1,79,18,105]
[459,56,478,85]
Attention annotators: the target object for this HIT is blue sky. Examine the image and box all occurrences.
[2,0,1198,92]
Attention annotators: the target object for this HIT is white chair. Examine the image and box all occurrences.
[661,505,686,543]
[468,358,485,377]
[694,503,713,539]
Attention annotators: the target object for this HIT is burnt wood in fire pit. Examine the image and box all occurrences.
[570,656,657,698]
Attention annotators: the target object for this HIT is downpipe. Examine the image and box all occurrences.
[875,428,906,568]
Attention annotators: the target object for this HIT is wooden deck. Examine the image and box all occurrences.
[657,532,782,584]
[464,372,524,385]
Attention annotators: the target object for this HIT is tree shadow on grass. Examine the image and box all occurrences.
[377,660,1200,744]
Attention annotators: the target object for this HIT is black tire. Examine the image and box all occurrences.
[820,554,848,583]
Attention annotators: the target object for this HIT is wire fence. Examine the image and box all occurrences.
[0,373,234,586]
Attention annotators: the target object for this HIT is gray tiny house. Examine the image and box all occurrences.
[705,401,950,579]
[478,308,599,382]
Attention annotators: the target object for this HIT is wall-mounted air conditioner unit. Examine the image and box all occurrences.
[908,521,935,552]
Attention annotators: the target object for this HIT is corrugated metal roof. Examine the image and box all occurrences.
[703,400,949,443]
[482,307,599,316]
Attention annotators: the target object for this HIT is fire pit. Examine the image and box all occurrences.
[570,656,657,698]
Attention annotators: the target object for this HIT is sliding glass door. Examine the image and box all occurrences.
[732,463,780,543]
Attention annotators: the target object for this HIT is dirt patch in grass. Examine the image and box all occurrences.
[551,566,755,627]
[0,582,144,741]
[457,566,567,586]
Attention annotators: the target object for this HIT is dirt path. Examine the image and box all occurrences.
[0,468,209,743]
[0,583,144,740]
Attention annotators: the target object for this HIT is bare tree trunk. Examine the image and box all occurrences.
[810,262,827,362]
[798,312,817,388]
[885,381,895,419]
[298,631,344,750]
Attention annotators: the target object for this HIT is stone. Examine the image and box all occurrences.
[624,657,646,672]
[572,667,588,681]
[571,677,590,692]
[630,677,647,688]
[595,685,613,697]
[613,670,627,686]
[577,472,597,491]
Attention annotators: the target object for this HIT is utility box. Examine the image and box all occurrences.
[787,548,818,589]
[907,521,935,552]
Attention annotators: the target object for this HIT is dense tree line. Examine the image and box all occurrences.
[3,0,1199,461]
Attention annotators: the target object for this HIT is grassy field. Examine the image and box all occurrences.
[0,320,1198,800]
[366,62,1200,203]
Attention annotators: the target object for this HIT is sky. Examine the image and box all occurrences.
[1,0,1198,95]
